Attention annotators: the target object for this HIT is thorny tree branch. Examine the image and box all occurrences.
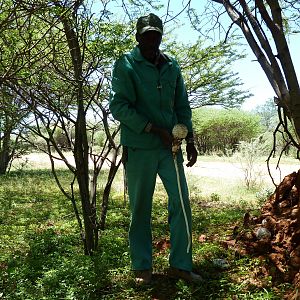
[267,101,300,187]
[163,0,191,24]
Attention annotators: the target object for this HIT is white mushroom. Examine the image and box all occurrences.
[172,124,188,155]
[255,227,271,239]
[172,124,188,139]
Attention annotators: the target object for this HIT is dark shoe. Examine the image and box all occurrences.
[134,269,152,285]
[168,267,203,283]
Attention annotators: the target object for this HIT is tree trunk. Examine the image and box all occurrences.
[0,132,11,175]
[256,0,300,140]
[100,146,122,230]
[61,9,97,255]
[74,107,96,255]
[212,0,300,144]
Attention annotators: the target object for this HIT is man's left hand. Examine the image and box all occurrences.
[186,143,197,167]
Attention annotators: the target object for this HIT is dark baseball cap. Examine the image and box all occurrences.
[136,13,163,35]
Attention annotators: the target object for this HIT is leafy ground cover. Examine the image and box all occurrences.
[0,164,291,299]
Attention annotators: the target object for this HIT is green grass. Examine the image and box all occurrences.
[0,164,290,299]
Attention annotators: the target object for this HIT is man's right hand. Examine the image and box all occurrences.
[150,125,173,148]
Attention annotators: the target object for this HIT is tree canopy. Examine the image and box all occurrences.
[166,39,252,109]
[192,108,262,155]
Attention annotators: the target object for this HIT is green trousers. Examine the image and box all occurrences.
[125,147,193,271]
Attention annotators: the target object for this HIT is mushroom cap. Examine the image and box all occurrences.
[172,124,188,139]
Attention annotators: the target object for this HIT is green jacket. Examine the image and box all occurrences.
[109,46,193,149]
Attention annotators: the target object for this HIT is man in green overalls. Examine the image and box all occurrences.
[109,13,201,284]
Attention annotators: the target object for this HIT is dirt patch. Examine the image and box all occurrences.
[14,153,300,186]
[186,161,300,185]
[13,152,111,170]
[226,170,300,299]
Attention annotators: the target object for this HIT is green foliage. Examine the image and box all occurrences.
[253,98,278,131]
[0,166,288,299]
[0,86,31,174]
[234,138,269,189]
[254,99,299,158]
[256,188,274,207]
[90,21,135,64]
[192,108,262,155]
[166,38,252,109]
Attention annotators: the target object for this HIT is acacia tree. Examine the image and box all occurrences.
[254,98,278,131]
[191,0,300,150]
[0,1,32,174]
[0,89,30,174]
[0,0,133,255]
[167,39,251,108]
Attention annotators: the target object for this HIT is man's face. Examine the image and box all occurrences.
[136,30,162,61]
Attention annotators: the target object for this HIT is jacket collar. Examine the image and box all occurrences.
[131,46,145,62]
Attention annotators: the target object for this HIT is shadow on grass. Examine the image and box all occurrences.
[119,265,237,300]
[0,168,286,299]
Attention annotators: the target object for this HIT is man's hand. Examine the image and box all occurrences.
[186,143,197,167]
[150,125,173,148]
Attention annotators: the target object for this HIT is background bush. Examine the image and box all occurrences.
[192,108,262,155]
